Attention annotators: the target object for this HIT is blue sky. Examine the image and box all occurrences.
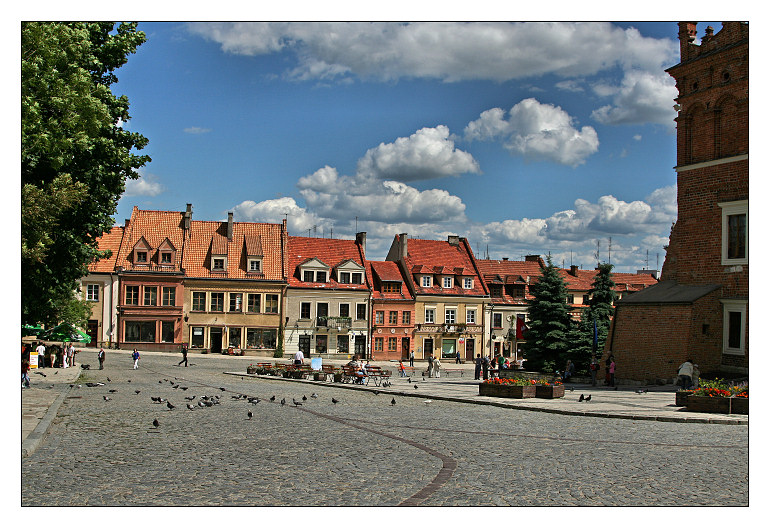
[112,21,701,273]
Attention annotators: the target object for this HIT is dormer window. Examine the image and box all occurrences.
[421,276,432,287]
[160,252,172,264]
[136,251,147,263]
[248,259,262,273]
[339,271,351,284]
[212,257,226,271]
[463,278,473,289]
[383,282,400,293]
[491,285,502,297]
[443,277,453,288]
[316,271,327,283]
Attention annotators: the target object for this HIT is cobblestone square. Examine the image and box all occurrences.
[21,354,748,506]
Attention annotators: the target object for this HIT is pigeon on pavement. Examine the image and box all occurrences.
[152,418,159,428]
[166,401,175,410]
[331,398,339,405]
[585,395,592,401]
[247,410,253,420]
[391,398,396,406]
[187,404,195,411]
[579,394,585,402]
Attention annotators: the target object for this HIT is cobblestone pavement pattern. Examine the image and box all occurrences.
[22,353,748,506]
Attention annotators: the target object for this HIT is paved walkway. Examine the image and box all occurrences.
[22,348,746,457]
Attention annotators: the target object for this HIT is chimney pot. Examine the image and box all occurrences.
[227,212,234,241]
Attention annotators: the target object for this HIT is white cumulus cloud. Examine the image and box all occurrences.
[465,98,599,167]
[124,173,165,197]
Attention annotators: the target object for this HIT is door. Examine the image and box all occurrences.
[423,338,433,359]
[299,335,311,357]
[210,327,223,354]
[465,338,475,361]
[87,320,98,347]
[354,335,366,358]
[316,303,329,327]
[401,337,410,360]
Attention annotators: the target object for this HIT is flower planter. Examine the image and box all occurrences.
[535,385,565,399]
[479,383,536,399]
[313,372,325,381]
[498,369,518,379]
[333,373,344,383]
[246,366,257,374]
[686,395,748,415]
[675,391,691,406]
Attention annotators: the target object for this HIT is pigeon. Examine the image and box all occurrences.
[220,387,226,392]
[373,390,380,396]
[585,395,592,401]
[293,399,302,406]
[204,400,214,407]
[103,395,111,401]
[180,387,188,391]
[186,404,195,411]
[69,384,74,388]
[35,372,47,377]
[109,389,118,393]
[310,393,318,399]
[127,380,131,383]
[166,401,175,410]
[247,410,253,420]
[391,398,396,406]
[81,365,90,370]
[107,377,111,382]
[135,390,141,394]
[198,401,205,408]
[569,387,574,392]
[414,385,419,389]
[578,394,585,402]
[280,398,286,406]
[54,371,58,375]
[423,377,426,381]
[270,395,276,402]
[407,378,411,383]
[185,396,196,401]
[151,396,161,403]
[152,418,159,428]
[302,395,307,401]
[249,398,260,405]
[172,384,179,389]
[331,398,339,405]
[424,399,433,404]
[635,389,648,394]
[159,381,163,384]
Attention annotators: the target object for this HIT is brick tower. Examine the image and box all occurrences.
[607,23,748,382]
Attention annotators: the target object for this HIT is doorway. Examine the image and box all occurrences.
[423,338,433,359]
[87,320,98,348]
[210,327,223,354]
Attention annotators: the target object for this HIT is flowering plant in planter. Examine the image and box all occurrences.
[689,379,748,398]
[482,377,561,386]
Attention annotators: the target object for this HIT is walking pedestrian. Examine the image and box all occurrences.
[432,355,441,378]
[474,354,482,380]
[589,356,599,386]
[294,348,304,366]
[132,348,140,370]
[22,358,30,388]
[50,347,57,369]
[178,344,188,367]
[35,342,46,368]
[62,343,69,368]
[409,350,414,367]
[427,354,433,378]
[609,355,616,387]
[98,347,105,370]
[482,355,490,380]
[455,350,461,364]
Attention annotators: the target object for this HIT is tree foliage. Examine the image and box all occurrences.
[22,22,150,325]
[567,263,617,372]
[521,255,572,372]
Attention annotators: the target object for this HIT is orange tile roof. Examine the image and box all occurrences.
[476,259,542,305]
[115,207,186,271]
[401,238,486,297]
[287,236,368,290]
[182,220,284,281]
[88,225,125,273]
[368,260,413,301]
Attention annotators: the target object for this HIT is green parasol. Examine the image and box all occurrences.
[40,323,91,343]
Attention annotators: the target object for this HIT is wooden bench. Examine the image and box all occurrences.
[342,365,366,384]
[442,368,464,377]
[364,366,391,386]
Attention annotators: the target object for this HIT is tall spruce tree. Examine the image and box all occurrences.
[521,255,572,372]
[567,263,617,372]
[22,22,150,325]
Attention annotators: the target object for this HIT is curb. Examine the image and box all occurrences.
[22,367,82,457]
[224,372,748,426]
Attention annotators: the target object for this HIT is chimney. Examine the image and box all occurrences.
[184,203,192,233]
[525,254,540,262]
[355,232,366,253]
[448,235,460,246]
[502,257,508,261]
[227,212,234,241]
[678,22,698,61]
[569,265,579,277]
[399,233,408,259]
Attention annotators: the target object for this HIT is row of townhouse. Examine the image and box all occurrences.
[79,205,658,362]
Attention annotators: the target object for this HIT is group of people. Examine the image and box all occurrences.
[345,355,371,384]
[677,359,700,390]
[24,341,79,370]
[473,354,520,380]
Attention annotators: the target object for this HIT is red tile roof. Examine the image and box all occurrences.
[88,225,125,273]
[287,236,368,290]
[182,220,284,280]
[400,237,486,297]
[476,259,543,305]
[115,207,187,271]
[558,268,659,293]
[368,260,413,301]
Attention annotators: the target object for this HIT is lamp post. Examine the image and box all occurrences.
[488,303,495,359]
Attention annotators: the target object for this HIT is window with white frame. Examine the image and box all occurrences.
[86,284,99,301]
[443,277,453,288]
[248,259,262,273]
[421,276,432,288]
[425,308,435,323]
[212,257,226,271]
[339,271,351,284]
[721,299,747,355]
[466,309,476,324]
[719,200,748,265]
[351,273,363,284]
[356,303,367,320]
[463,277,473,289]
[445,308,456,324]
[300,302,311,319]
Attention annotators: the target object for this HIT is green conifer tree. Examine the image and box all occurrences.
[521,255,572,372]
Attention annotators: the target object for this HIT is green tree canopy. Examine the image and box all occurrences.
[567,263,617,372]
[22,22,150,325]
[521,255,572,372]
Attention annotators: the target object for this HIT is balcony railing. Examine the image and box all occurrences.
[416,323,483,334]
[316,316,352,329]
